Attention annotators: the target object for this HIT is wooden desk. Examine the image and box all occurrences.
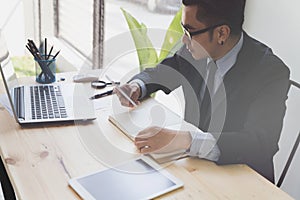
[0,72,293,200]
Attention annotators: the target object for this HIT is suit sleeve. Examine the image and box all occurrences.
[131,47,188,97]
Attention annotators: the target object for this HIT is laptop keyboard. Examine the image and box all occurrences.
[30,85,67,120]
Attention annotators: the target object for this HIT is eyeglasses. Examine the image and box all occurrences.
[181,22,224,40]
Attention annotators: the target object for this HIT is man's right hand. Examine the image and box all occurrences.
[114,83,141,107]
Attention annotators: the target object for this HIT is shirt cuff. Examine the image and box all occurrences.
[187,131,221,162]
[129,79,147,99]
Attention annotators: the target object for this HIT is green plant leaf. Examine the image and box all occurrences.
[11,56,35,77]
[121,8,158,71]
[158,8,183,62]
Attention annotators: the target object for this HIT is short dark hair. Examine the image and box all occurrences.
[182,0,246,35]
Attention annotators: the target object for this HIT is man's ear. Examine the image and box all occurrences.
[217,25,231,45]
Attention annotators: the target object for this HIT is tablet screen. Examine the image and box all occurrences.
[69,157,183,200]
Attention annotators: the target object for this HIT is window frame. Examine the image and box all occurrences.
[23,0,104,70]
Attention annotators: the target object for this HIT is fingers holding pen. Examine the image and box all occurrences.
[113,83,141,107]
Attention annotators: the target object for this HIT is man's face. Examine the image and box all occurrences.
[181,5,218,60]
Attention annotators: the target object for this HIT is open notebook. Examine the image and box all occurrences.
[108,98,200,163]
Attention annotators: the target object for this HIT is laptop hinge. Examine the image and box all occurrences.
[14,86,25,120]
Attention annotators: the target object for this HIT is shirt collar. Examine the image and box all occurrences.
[207,33,244,77]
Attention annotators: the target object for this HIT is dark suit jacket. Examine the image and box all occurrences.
[132,32,290,182]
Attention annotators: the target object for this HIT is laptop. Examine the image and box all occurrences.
[0,32,96,125]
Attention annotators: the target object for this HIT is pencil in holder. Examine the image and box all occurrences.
[35,54,56,84]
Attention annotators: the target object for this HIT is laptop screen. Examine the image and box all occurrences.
[0,31,18,88]
[0,56,18,90]
[0,30,19,119]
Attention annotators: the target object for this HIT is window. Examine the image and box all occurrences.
[23,0,179,70]
[105,0,179,44]
[55,0,94,58]
[54,0,104,69]
[104,0,180,70]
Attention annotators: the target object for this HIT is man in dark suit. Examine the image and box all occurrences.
[115,0,290,183]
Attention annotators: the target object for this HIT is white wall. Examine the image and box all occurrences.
[244,0,300,82]
[244,1,300,199]
[0,0,25,56]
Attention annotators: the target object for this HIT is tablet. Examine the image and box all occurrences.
[69,157,183,200]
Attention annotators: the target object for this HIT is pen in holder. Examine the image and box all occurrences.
[35,54,56,84]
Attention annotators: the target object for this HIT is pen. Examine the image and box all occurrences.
[26,40,55,80]
[47,46,53,60]
[105,75,138,107]
[45,38,47,59]
[89,89,113,100]
[26,45,34,55]
[48,50,60,64]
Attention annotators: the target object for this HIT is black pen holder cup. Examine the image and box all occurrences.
[35,55,56,84]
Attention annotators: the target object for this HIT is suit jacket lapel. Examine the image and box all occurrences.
[202,33,259,128]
